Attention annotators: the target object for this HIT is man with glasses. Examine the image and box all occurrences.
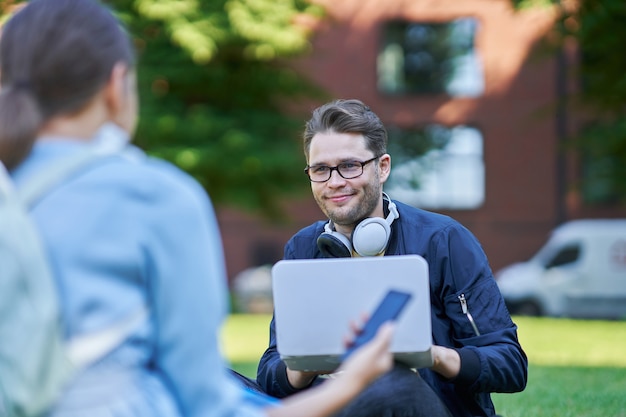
[256,99,527,417]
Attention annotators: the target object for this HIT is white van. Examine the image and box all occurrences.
[496,219,626,319]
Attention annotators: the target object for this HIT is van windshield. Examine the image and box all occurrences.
[534,241,582,269]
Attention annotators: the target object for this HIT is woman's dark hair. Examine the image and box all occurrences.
[303,99,388,161]
[0,0,134,170]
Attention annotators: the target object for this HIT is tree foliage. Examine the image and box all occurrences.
[117,0,328,218]
[513,0,626,204]
[1,0,327,218]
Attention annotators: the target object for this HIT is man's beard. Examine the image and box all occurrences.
[317,181,382,228]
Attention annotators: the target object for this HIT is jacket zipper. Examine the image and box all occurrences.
[459,294,481,336]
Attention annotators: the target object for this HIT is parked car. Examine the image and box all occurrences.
[496,219,626,319]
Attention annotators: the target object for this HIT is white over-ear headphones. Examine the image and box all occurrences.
[317,192,399,258]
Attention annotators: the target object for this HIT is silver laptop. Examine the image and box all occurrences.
[271,255,433,372]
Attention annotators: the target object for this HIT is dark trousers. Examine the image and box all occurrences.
[230,365,452,417]
[331,364,452,417]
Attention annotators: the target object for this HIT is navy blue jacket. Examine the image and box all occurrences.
[257,200,528,417]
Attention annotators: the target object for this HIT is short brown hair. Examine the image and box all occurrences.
[303,99,387,161]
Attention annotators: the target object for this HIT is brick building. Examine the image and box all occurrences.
[218,0,626,285]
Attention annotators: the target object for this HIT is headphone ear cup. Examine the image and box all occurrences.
[351,218,391,257]
[317,231,353,258]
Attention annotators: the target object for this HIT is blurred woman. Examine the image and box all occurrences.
[0,1,394,416]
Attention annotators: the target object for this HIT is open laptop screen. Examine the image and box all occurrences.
[271,255,433,372]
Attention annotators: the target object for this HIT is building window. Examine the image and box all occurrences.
[574,122,622,206]
[385,125,485,210]
[377,18,484,97]
[580,154,621,205]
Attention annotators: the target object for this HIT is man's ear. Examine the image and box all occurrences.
[103,62,128,116]
[379,153,392,183]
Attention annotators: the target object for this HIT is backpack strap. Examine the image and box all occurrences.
[19,123,131,208]
[0,161,14,200]
[66,306,149,368]
[16,123,150,368]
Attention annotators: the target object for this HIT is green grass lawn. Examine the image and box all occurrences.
[221,315,626,417]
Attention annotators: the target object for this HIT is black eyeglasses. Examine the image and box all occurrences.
[304,156,380,183]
